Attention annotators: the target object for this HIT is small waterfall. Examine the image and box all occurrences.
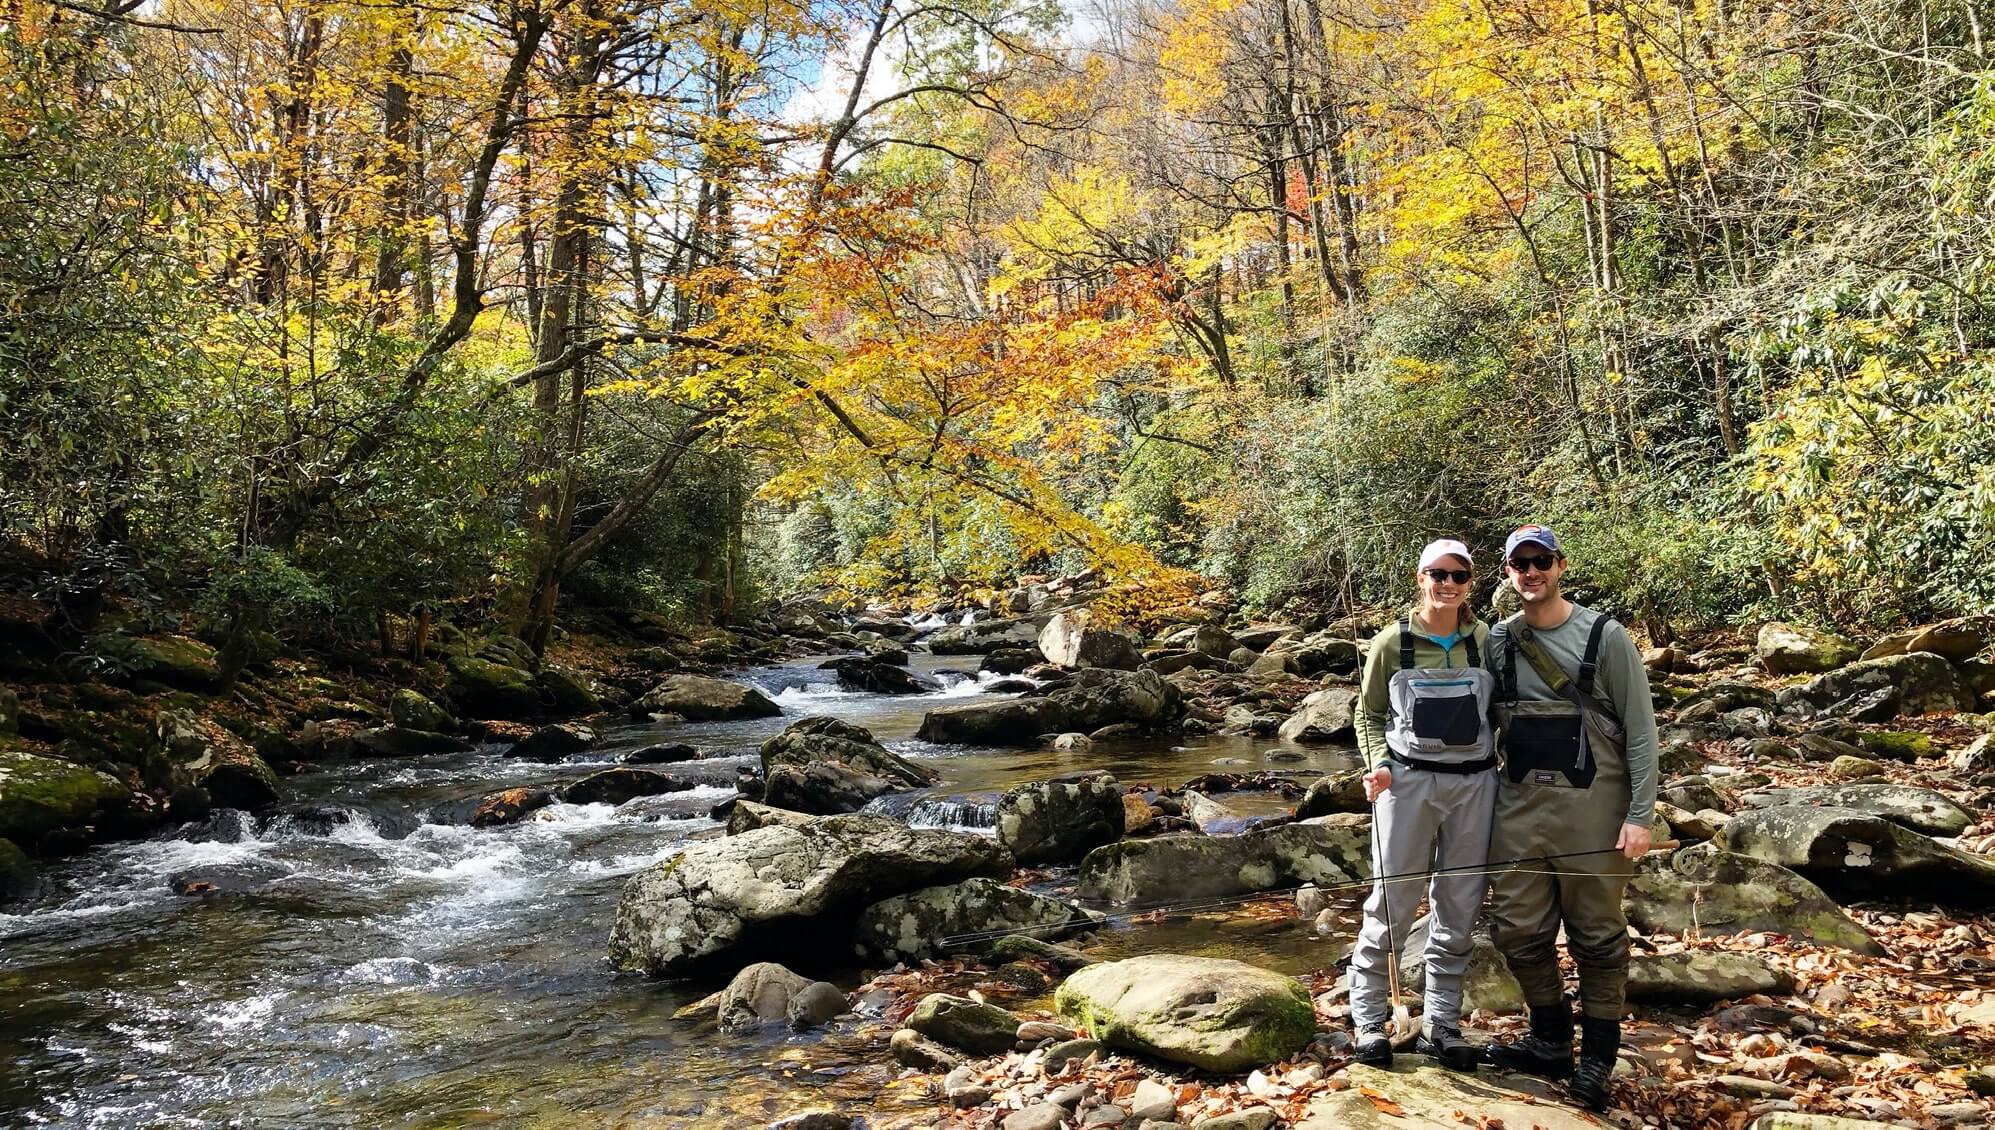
[866,791,1000,832]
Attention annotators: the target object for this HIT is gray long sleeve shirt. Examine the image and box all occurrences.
[1487,603,1659,826]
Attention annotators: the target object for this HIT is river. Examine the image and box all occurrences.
[0,655,1362,1127]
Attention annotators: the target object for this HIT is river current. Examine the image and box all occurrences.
[0,655,1360,1127]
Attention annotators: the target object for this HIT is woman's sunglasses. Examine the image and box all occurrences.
[1507,553,1558,573]
[1421,568,1471,583]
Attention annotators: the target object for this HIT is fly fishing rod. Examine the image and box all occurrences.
[935,840,1679,950]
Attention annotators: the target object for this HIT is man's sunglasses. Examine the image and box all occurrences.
[1507,553,1559,573]
[1421,568,1471,584]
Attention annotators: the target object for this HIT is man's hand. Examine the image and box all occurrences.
[1362,765,1392,803]
[1615,821,1652,860]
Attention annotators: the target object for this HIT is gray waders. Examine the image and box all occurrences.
[1348,622,1498,1035]
[1486,613,1635,1022]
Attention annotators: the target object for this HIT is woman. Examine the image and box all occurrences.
[1346,538,1497,1071]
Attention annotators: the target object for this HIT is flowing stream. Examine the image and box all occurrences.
[0,656,1361,1128]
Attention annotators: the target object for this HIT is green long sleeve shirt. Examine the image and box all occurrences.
[1354,612,1492,771]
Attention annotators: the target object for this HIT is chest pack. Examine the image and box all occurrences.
[1384,617,1498,773]
[1495,612,1625,789]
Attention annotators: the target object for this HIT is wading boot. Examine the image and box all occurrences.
[1354,1023,1392,1067]
[1484,1003,1574,1078]
[1569,1016,1621,1112]
[1415,1025,1480,1072]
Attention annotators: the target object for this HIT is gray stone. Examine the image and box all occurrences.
[1776,653,1976,719]
[1757,623,1859,674]
[1193,1113,1278,1130]
[1077,819,1369,905]
[508,722,599,760]
[1277,688,1357,744]
[759,716,937,815]
[1055,954,1314,1073]
[1627,843,1881,953]
[560,768,692,806]
[629,674,780,721]
[988,934,1097,971]
[349,725,473,758]
[907,993,1021,1055]
[1040,613,1144,670]
[1626,951,1794,1005]
[1719,806,1995,906]
[1126,1079,1178,1123]
[1396,915,1525,1014]
[389,689,455,733]
[821,656,935,694]
[889,1027,963,1071]
[786,981,846,1029]
[715,961,813,1031]
[1295,771,1367,817]
[608,814,1010,975]
[725,799,815,835]
[926,618,1046,655]
[1953,733,1995,774]
[853,876,1090,962]
[1294,1061,1598,1129]
[1004,1105,1069,1130]
[1043,1037,1104,1073]
[998,771,1125,865]
[1740,783,1975,837]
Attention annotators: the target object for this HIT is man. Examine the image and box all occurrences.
[1483,525,1658,1112]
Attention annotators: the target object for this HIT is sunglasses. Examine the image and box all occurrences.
[1507,553,1559,573]
[1421,568,1471,584]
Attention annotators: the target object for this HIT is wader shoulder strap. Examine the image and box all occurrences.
[1577,613,1611,696]
[1399,617,1415,670]
[1499,615,1522,702]
[1465,630,1481,669]
[1515,620,1621,725]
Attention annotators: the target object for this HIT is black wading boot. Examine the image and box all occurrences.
[1415,1025,1480,1072]
[1484,1003,1574,1078]
[1354,1023,1392,1067]
[1569,1016,1621,1112]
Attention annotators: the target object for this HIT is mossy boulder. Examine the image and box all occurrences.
[1077,817,1370,904]
[0,746,129,846]
[629,674,781,721]
[1756,623,1859,674]
[1856,731,1938,761]
[996,771,1124,865]
[1776,653,1976,720]
[154,708,281,809]
[1627,843,1881,953]
[1628,951,1794,1005]
[1740,783,1975,837]
[0,836,36,903]
[906,993,1021,1055]
[1054,954,1314,1073]
[536,665,600,714]
[348,725,474,758]
[1296,770,1367,817]
[853,876,1092,963]
[1719,805,1995,906]
[389,689,455,733]
[447,656,545,719]
[90,633,222,690]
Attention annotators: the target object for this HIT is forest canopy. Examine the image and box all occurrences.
[3,0,1991,652]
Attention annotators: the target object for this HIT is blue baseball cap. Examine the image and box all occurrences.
[1503,524,1564,559]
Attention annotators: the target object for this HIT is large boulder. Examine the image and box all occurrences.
[1186,625,1243,659]
[469,787,554,828]
[997,772,1125,865]
[907,993,1021,1055]
[1396,914,1525,1014]
[1775,653,1976,719]
[761,717,935,788]
[1740,783,1975,837]
[1077,818,1370,904]
[923,618,1044,655]
[1864,616,1994,663]
[1627,843,1881,954]
[506,722,599,760]
[1054,954,1314,1073]
[1718,806,1995,905]
[389,689,455,733]
[1297,1062,1609,1130]
[764,762,896,815]
[629,675,781,721]
[0,836,35,903]
[916,669,1178,747]
[560,768,693,806]
[1627,951,1794,1005]
[853,876,1091,962]
[1037,612,1143,671]
[1278,688,1359,744]
[725,799,815,835]
[1296,770,1367,818]
[607,814,1011,976]
[154,709,281,810]
[715,962,812,1031]
[820,657,935,694]
[0,746,129,847]
[447,656,545,719]
[535,665,600,713]
[1756,623,1860,674]
[349,725,474,758]
[92,633,221,690]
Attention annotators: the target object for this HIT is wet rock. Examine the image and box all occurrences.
[919,669,1179,747]
[998,772,1124,865]
[1629,843,1880,952]
[1718,806,1995,905]
[762,717,935,788]
[507,722,599,760]
[350,725,474,758]
[154,710,283,810]
[1296,1062,1603,1129]
[925,618,1045,655]
[169,860,290,896]
[1277,688,1358,744]
[608,814,1010,976]
[1043,1038,1104,1073]
[1627,951,1795,1005]
[787,981,847,1029]
[889,1027,963,1071]
[0,837,38,904]
[560,768,692,806]
[716,961,813,1031]
[1122,794,1156,834]
[981,646,1046,675]
[853,876,1091,962]
[629,674,781,721]
[1396,915,1525,1014]
[625,742,699,765]
[908,992,1021,1054]
[988,934,1097,971]
[764,762,895,815]
[917,695,1069,745]
[536,665,599,713]
[820,656,936,694]
[1757,623,1859,674]
[1775,653,1976,719]
[446,655,545,719]
[389,689,455,733]
[1055,954,1314,1073]
[1740,783,1975,837]
[0,747,129,847]
[726,799,815,835]
[767,1111,864,1130]
[1049,732,1093,753]
[1039,612,1144,670]
[1295,771,1367,818]
[469,787,555,828]
[1078,818,1369,904]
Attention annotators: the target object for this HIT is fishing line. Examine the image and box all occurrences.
[935,843,1672,949]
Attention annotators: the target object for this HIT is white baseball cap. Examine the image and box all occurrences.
[1417,538,1474,572]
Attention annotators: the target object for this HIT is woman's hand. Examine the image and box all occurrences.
[1362,765,1392,802]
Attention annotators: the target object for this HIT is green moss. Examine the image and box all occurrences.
[0,747,128,842]
[1859,731,1937,761]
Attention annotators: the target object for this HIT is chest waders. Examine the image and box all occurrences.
[1348,619,1498,1056]
[1486,611,1637,1029]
